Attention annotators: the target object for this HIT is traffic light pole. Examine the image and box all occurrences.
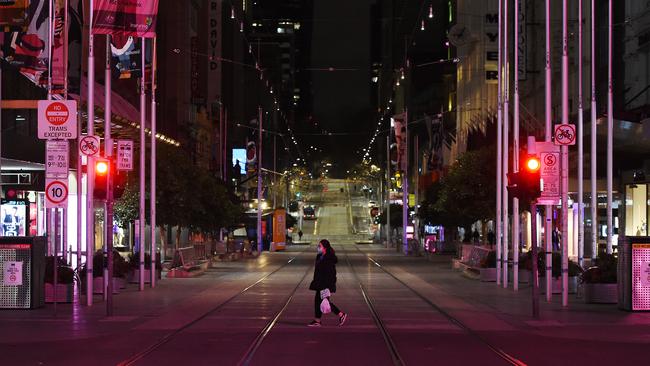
[106,167,114,316]
[530,202,540,319]
[86,0,96,305]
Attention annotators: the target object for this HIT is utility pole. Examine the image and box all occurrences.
[386,135,391,248]
[257,106,263,253]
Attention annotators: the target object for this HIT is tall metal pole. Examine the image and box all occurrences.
[496,0,503,287]
[106,161,114,316]
[86,0,95,305]
[386,134,391,248]
[513,0,521,291]
[561,0,570,307]
[402,109,409,255]
[544,0,553,301]
[76,111,82,270]
[606,0,613,254]
[578,0,585,267]
[105,36,112,154]
[139,37,146,291]
[150,37,157,287]
[531,202,540,318]
[257,106,263,253]
[273,134,277,209]
[590,0,598,260]
[502,0,510,288]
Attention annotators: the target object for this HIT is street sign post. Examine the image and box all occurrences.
[117,140,134,171]
[79,135,100,157]
[45,140,69,179]
[45,179,68,208]
[554,124,576,146]
[37,100,78,139]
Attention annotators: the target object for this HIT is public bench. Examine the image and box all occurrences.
[453,245,497,282]
[166,246,209,278]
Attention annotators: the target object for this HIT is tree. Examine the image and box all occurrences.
[420,145,496,237]
[113,182,139,228]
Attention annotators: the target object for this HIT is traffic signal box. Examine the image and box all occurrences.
[507,155,542,204]
[94,158,127,200]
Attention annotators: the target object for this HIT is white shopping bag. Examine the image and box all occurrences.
[320,288,331,299]
[320,298,332,314]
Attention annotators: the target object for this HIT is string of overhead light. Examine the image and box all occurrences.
[226,1,307,168]
[360,1,452,164]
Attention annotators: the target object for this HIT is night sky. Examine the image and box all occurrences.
[308,0,375,173]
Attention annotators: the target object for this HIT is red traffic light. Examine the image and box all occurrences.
[96,160,109,175]
[525,157,541,172]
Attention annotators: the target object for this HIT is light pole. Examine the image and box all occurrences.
[257,106,263,253]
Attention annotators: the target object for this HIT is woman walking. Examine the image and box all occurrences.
[308,239,348,327]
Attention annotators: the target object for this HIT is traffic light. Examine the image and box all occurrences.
[507,155,542,204]
[93,158,128,200]
[94,159,110,200]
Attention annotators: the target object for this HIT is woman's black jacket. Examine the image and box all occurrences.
[309,251,337,293]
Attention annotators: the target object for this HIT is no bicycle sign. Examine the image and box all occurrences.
[38,100,78,139]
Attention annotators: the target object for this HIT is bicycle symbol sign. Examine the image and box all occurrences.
[554,124,576,146]
[79,136,100,157]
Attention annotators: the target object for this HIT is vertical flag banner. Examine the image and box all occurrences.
[50,0,67,91]
[0,0,82,93]
[92,0,159,38]
[0,0,49,84]
[110,34,151,79]
[111,35,140,79]
[0,0,29,31]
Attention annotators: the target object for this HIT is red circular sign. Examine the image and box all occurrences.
[79,136,100,156]
[45,102,69,126]
[46,180,68,204]
[544,154,557,166]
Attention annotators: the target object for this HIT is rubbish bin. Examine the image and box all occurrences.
[0,237,46,309]
[618,236,650,311]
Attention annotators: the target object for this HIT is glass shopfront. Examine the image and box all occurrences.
[626,184,648,236]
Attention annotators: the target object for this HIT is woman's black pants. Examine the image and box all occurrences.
[314,291,341,318]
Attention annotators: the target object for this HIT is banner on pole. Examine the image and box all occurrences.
[0,0,83,93]
[110,35,151,79]
[92,0,159,38]
[0,0,29,31]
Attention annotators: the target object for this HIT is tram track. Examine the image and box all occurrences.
[117,248,313,366]
[351,245,526,366]
[340,246,405,366]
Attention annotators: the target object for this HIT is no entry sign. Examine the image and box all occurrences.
[38,100,78,139]
[45,179,69,208]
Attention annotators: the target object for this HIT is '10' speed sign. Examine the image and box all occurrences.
[45,179,68,208]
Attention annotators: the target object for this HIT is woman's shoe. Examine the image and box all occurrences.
[338,313,348,326]
[308,320,321,327]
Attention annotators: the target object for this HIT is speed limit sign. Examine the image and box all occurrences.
[45,178,68,208]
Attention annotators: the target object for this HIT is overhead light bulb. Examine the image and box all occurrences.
[240,21,244,32]
[231,6,235,19]
[429,5,434,19]
[421,20,425,31]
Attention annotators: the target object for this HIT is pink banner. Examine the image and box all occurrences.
[92,0,158,38]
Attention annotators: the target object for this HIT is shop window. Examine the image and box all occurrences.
[625,184,647,236]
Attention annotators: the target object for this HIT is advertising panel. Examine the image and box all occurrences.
[1,199,29,237]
